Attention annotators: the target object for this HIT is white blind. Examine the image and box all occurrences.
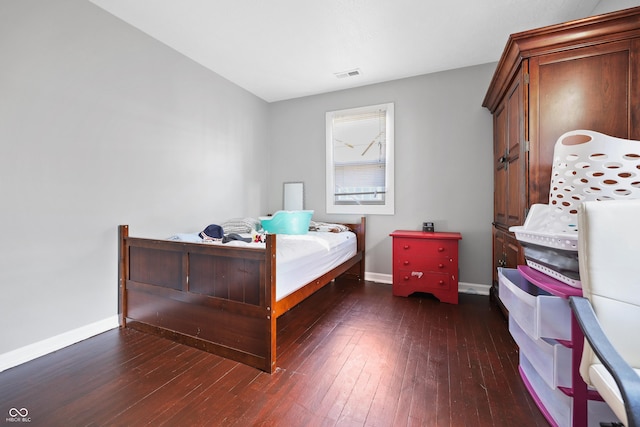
[331,108,387,205]
[326,102,394,215]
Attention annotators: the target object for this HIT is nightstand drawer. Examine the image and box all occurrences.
[394,256,453,272]
[394,239,455,257]
[394,270,450,291]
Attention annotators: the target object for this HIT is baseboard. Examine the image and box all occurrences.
[365,272,392,284]
[458,281,491,296]
[364,272,490,296]
[0,315,119,372]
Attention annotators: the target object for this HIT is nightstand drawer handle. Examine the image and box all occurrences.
[402,271,423,280]
[403,244,410,250]
[438,280,445,286]
[438,263,444,269]
[437,247,445,252]
[403,260,409,265]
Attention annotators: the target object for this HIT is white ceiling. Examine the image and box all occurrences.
[89,0,621,102]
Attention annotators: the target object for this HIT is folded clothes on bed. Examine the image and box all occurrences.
[166,233,202,243]
[222,233,252,243]
[221,217,262,234]
[308,221,351,233]
[167,217,262,244]
[167,232,253,244]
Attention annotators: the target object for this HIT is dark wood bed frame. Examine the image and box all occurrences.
[118,218,365,373]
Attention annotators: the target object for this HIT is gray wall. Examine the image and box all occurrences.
[268,64,496,286]
[0,0,269,355]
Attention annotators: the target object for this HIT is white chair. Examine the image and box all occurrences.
[569,199,640,426]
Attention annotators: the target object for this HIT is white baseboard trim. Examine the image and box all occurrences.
[365,272,392,284]
[364,272,490,296]
[0,315,119,372]
[458,281,491,296]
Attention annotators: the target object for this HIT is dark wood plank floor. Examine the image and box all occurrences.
[0,281,547,426]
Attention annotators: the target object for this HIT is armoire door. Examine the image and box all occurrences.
[528,39,638,206]
[493,64,527,230]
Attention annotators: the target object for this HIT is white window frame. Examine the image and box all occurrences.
[326,102,395,215]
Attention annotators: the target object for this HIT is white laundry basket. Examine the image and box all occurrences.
[510,130,640,286]
[547,130,640,234]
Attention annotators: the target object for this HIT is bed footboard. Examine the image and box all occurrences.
[118,217,365,373]
[119,225,275,372]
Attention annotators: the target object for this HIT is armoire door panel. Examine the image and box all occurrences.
[491,227,524,289]
[506,75,524,227]
[529,41,632,205]
[494,103,507,226]
[632,38,640,139]
[492,227,506,287]
[505,232,523,268]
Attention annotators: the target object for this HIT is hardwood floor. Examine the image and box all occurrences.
[0,281,547,426]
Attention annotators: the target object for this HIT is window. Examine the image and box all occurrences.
[326,102,394,214]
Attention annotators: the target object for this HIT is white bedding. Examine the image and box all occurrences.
[274,231,357,300]
[167,231,357,301]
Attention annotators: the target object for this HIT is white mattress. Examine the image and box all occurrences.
[167,231,357,301]
[274,231,357,301]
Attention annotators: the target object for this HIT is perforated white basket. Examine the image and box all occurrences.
[511,204,579,250]
[512,130,640,243]
[510,130,640,287]
[547,129,640,234]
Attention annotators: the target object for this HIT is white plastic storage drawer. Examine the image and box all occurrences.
[509,316,571,389]
[520,353,620,427]
[498,268,571,341]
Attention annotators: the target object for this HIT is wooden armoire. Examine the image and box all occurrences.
[483,7,640,303]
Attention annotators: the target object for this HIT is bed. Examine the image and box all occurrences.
[117,217,365,373]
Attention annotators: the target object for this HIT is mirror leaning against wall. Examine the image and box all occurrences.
[283,182,304,210]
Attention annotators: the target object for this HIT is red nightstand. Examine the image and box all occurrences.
[390,230,462,304]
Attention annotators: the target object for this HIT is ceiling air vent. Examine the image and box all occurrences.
[335,68,362,79]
